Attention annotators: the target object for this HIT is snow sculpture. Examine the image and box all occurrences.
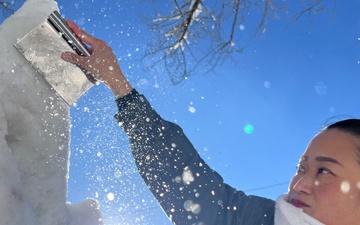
[0,0,103,224]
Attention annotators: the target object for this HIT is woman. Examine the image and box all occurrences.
[61,20,360,225]
[286,120,360,224]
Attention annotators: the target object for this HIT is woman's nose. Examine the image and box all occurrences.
[292,175,315,195]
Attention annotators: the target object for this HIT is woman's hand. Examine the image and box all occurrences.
[61,20,133,99]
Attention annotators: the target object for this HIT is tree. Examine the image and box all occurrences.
[142,0,336,84]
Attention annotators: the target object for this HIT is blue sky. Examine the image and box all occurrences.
[2,1,360,224]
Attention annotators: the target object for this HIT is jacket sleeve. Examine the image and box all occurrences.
[114,89,275,225]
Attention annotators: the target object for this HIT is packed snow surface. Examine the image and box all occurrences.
[0,0,103,224]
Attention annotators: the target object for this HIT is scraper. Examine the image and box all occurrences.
[14,10,93,105]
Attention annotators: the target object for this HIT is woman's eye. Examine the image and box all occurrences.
[318,167,331,174]
[296,165,306,173]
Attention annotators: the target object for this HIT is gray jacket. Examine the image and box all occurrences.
[115,89,275,225]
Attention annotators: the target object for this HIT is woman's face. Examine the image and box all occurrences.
[288,129,360,225]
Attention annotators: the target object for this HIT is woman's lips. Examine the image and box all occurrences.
[290,199,310,208]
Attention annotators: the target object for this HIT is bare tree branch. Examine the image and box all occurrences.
[141,0,336,84]
[290,0,337,28]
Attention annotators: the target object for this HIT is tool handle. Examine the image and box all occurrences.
[48,10,90,57]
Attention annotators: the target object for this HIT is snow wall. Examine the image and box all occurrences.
[0,0,103,224]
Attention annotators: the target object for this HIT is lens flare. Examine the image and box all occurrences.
[244,124,254,134]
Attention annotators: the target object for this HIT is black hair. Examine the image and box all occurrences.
[326,119,360,136]
[325,119,360,164]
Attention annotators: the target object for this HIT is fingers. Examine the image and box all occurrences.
[85,73,98,84]
[65,19,100,47]
[65,20,82,37]
[61,52,98,84]
[61,51,85,66]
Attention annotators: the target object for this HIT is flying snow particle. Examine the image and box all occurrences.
[190,203,201,214]
[239,24,246,31]
[188,106,196,113]
[182,169,194,184]
[314,82,328,96]
[341,180,350,193]
[184,200,194,211]
[114,170,122,179]
[107,192,115,201]
[184,200,201,214]
[137,78,149,89]
[356,181,360,189]
[76,17,86,26]
[174,176,182,183]
[264,81,271,89]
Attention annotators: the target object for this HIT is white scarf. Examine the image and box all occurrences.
[274,194,325,225]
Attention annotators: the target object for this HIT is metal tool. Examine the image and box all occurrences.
[14,10,93,105]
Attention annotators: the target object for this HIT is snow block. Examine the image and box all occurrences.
[0,0,103,224]
[0,97,38,225]
[67,199,103,225]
